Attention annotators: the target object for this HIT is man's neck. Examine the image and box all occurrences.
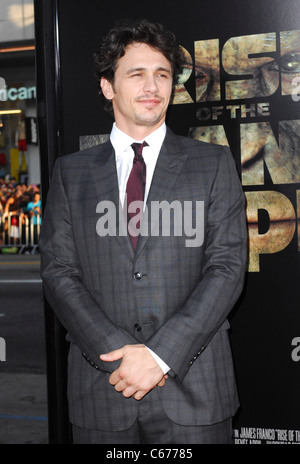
[114,121,166,141]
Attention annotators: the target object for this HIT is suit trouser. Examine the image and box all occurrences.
[71,387,233,444]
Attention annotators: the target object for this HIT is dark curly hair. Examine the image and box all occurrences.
[94,19,185,114]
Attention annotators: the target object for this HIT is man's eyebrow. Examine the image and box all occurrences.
[156,67,172,75]
[125,67,146,74]
[125,66,172,75]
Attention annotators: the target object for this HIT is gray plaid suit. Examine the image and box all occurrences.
[40,128,247,434]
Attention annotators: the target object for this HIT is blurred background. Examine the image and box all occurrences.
[0,0,47,444]
[0,0,39,188]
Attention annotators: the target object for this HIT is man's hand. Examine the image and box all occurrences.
[100,344,168,400]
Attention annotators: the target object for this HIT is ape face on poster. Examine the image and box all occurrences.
[55,0,300,444]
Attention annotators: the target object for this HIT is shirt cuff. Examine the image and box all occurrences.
[145,346,170,374]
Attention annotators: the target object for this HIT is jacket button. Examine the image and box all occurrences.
[197,346,206,355]
[135,323,142,332]
[133,271,142,280]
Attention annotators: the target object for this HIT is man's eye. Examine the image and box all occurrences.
[281,53,300,73]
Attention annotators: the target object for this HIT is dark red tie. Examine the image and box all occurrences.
[126,142,148,250]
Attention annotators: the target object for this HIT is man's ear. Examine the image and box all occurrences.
[101,77,114,100]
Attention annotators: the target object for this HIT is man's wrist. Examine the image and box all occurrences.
[145,346,170,374]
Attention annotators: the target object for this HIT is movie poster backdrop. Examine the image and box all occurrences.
[53,0,300,444]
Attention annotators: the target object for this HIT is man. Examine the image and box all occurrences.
[40,20,247,444]
[27,192,42,225]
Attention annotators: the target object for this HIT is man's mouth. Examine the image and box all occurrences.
[136,97,162,108]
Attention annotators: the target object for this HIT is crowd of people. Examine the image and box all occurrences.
[0,176,41,250]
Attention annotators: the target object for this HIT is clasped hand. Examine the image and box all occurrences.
[100,344,168,400]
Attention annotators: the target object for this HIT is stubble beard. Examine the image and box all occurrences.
[134,111,165,127]
[134,101,167,127]
[132,91,170,127]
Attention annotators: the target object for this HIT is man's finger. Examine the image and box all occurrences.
[100,348,124,362]
[109,369,122,385]
[122,386,138,398]
[113,380,128,392]
[157,378,165,387]
[133,390,147,401]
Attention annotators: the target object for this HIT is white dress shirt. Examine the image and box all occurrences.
[110,122,170,375]
[110,122,166,207]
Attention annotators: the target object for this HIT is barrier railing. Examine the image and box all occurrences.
[0,212,41,254]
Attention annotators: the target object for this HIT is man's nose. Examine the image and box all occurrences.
[143,74,159,93]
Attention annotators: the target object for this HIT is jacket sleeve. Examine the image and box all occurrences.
[146,146,248,383]
[39,157,138,373]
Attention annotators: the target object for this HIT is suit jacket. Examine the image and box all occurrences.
[39,128,247,431]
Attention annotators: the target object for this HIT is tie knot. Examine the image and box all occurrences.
[131,141,148,159]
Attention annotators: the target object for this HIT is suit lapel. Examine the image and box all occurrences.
[88,131,188,261]
[89,141,134,260]
[135,129,188,258]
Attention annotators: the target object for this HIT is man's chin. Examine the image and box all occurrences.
[135,113,164,127]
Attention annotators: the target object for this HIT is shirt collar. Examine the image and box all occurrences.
[110,122,166,157]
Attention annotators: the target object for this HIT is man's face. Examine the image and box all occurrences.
[101,43,173,136]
